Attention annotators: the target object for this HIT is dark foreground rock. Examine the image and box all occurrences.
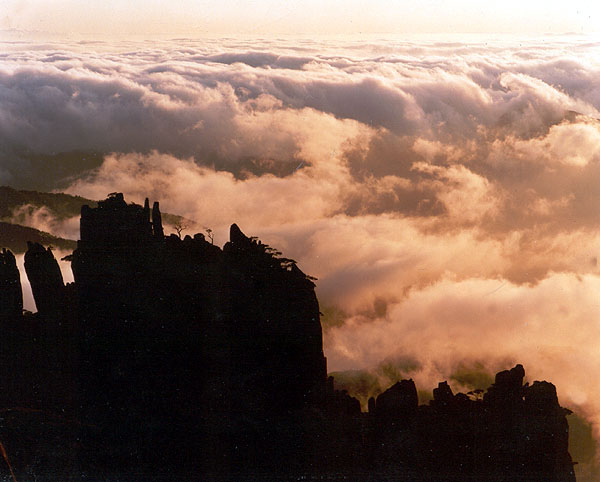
[0,193,576,481]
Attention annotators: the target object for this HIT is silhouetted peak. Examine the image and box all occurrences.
[143,197,150,222]
[229,223,247,244]
[433,381,454,405]
[375,379,418,417]
[25,241,59,262]
[80,193,157,245]
[1,247,17,265]
[24,242,65,317]
[0,247,22,318]
[101,192,126,209]
[152,201,164,239]
[524,380,560,409]
[495,363,525,386]
[484,364,526,406]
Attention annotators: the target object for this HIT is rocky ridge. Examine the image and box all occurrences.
[0,193,576,481]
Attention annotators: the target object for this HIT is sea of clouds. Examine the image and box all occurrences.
[2,34,600,475]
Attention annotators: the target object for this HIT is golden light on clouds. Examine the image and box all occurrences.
[3,16,600,477]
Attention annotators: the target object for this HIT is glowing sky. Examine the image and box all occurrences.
[2,0,600,37]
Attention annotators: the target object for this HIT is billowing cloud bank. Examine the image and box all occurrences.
[3,35,600,473]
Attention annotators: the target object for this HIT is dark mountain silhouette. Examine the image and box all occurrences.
[0,221,77,253]
[0,185,96,221]
[0,193,577,480]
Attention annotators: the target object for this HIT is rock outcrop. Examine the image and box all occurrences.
[366,364,575,481]
[0,193,577,481]
[0,248,22,319]
[24,241,66,319]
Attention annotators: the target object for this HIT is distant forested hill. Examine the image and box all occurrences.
[0,185,191,229]
[0,185,96,220]
[0,222,77,253]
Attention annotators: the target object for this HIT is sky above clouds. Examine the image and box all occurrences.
[2,8,600,476]
[2,1,600,37]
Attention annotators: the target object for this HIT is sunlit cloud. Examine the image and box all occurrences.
[3,36,600,476]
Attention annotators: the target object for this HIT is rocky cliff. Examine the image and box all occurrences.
[0,248,22,319]
[0,193,576,481]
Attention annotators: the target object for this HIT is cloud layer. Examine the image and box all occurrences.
[3,36,600,473]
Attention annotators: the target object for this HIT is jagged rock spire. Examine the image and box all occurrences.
[152,201,164,239]
[143,197,150,222]
[229,223,247,244]
[24,242,65,317]
[0,248,23,318]
[433,381,454,405]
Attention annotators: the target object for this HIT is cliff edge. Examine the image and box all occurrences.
[0,193,576,481]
